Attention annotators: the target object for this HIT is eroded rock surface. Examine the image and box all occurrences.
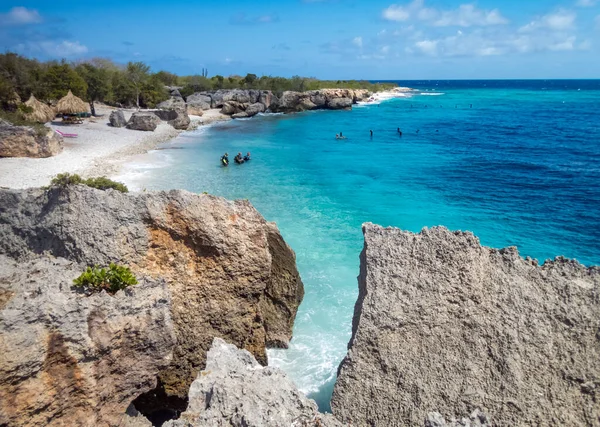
[0,255,175,427]
[331,224,600,426]
[0,186,304,415]
[0,119,63,158]
[126,112,161,131]
[109,110,127,128]
[164,338,342,427]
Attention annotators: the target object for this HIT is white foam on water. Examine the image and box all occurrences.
[420,92,445,96]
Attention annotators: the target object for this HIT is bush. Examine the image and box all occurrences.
[0,109,49,137]
[73,263,138,294]
[50,173,128,193]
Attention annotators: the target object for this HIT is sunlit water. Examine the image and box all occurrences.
[117,80,600,411]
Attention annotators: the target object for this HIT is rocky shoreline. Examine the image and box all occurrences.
[1,187,598,426]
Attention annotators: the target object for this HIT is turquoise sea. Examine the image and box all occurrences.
[119,80,600,410]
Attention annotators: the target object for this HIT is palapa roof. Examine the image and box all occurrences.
[24,94,56,123]
[7,91,21,105]
[56,90,89,115]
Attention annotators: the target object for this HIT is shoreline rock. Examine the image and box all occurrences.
[0,186,304,420]
[331,223,600,426]
[0,119,63,158]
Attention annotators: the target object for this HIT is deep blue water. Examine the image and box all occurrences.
[119,80,600,410]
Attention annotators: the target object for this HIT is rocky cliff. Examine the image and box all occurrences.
[0,186,304,422]
[183,88,371,118]
[0,119,63,158]
[331,223,600,426]
[165,338,342,427]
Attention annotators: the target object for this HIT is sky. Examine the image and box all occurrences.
[1,0,599,79]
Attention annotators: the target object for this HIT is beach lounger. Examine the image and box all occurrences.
[55,129,78,138]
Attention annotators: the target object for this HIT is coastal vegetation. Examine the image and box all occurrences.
[73,263,138,294]
[0,52,396,113]
[51,173,129,193]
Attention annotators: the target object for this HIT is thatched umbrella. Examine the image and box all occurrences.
[7,91,21,108]
[56,90,89,115]
[23,94,55,123]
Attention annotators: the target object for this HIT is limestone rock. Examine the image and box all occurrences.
[164,338,342,427]
[232,111,249,119]
[0,254,175,427]
[425,410,490,427]
[0,119,63,158]
[245,102,265,117]
[186,93,212,114]
[153,109,179,121]
[0,186,304,415]
[221,101,247,115]
[326,97,353,110]
[157,97,186,111]
[168,110,191,130]
[109,110,127,128]
[258,91,274,109]
[126,112,161,131]
[331,224,600,426]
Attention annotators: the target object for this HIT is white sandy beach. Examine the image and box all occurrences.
[0,105,230,189]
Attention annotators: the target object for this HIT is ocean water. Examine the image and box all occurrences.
[119,80,600,410]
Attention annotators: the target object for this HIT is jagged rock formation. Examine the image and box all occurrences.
[109,110,127,128]
[0,186,304,418]
[331,224,600,426]
[0,254,175,427]
[183,88,371,118]
[153,108,191,130]
[157,97,187,111]
[425,410,490,427]
[164,338,342,427]
[0,119,63,158]
[126,112,161,131]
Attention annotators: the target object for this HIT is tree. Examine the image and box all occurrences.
[76,63,110,116]
[243,73,258,87]
[154,70,179,86]
[126,61,150,109]
[41,61,87,100]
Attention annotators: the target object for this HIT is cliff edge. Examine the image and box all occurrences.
[331,223,600,426]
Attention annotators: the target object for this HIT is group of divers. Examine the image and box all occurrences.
[336,127,419,140]
[220,152,251,166]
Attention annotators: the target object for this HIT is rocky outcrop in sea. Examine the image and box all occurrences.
[331,223,600,426]
[0,119,63,158]
[0,186,304,424]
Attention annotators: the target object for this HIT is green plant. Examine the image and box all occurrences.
[73,263,138,294]
[84,176,129,193]
[0,109,49,137]
[49,173,128,193]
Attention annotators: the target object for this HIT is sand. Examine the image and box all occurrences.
[0,105,230,189]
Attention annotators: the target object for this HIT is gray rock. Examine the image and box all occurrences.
[157,97,186,110]
[425,410,490,427]
[0,119,63,158]
[245,102,266,117]
[0,186,304,412]
[326,97,353,110]
[164,338,342,427]
[168,110,191,130]
[153,109,178,121]
[170,88,182,98]
[232,111,249,119]
[186,93,212,114]
[221,101,247,115]
[0,254,175,427]
[331,224,600,426]
[126,112,161,131]
[258,91,274,109]
[109,110,127,128]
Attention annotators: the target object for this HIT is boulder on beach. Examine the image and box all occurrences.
[231,111,249,119]
[168,109,191,130]
[245,102,266,117]
[109,110,127,128]
[327,97,353,110]
[157,97,186,111]
[186,93,212,114]
[0,119,63,158]
[331,223,600,426]
[221,101,247,116]
[0,186,305,420]
[164,338,342,427]
[126,112,161,131]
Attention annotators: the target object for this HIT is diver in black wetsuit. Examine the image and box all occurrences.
[244,152,251,161]
[221,153,229,166]
[234,152,245,164]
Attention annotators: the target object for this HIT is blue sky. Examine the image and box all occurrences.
[1,0,599,79]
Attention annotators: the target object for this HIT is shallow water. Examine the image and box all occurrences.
[119,80,600,410]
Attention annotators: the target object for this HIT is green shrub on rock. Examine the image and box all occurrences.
[50,173,128,193]
[73,263,138,294]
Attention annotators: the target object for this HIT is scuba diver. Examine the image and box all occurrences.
[221,153,229,166]
[244,152,251,161]
[234,152,245,164]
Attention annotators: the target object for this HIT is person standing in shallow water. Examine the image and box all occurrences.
[370,130,373,138]
[397,128,402,136]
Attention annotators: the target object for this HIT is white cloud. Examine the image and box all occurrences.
[520,10,576,32]
[576,0,598,7]
[382,0,508,27]
[0,6,42,25]
[414,39,439,55]
[352,36,363,47]
[15,40,88,57]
